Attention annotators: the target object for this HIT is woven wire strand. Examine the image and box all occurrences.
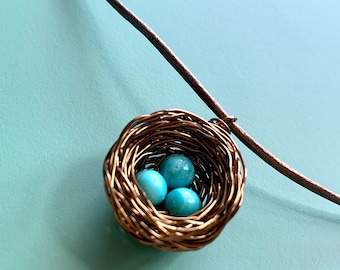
[103,109,246,251]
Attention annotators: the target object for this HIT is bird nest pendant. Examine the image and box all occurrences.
[103,109,246,251]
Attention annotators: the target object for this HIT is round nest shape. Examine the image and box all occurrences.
[103,109,246,251]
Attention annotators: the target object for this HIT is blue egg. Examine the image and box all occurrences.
[165,187,202,217]
[136,169,168,205]
[160,154,195,189]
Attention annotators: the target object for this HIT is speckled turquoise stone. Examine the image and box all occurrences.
[159,154,195,189]
[135,169,168,205]
[165,187,202,217]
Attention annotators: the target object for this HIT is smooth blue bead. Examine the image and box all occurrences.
[165,187,202,217]
[135,169,168,205]
[160,154,195,189]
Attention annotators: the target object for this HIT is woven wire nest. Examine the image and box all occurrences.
[103,109,246,251]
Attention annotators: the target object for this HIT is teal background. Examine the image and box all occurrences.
[1,0,339,269]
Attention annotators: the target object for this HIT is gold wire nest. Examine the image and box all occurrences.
[103,109,246,251]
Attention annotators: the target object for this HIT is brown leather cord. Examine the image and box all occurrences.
[106,0,340,205]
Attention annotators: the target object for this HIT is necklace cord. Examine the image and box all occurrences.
[106,0,340,205]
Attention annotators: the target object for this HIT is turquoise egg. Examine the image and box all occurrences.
[165,187,202,217]
[136,169,168,205]
[160,154,195,189]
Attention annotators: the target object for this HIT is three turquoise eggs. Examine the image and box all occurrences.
[136,154,202,216]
